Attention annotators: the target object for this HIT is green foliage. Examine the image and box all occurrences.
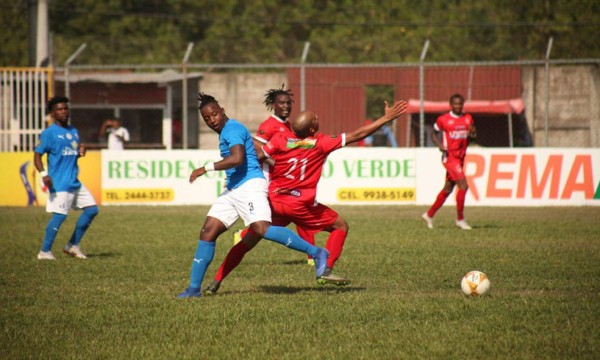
[0,0,29,66]
[1,205,599,359]
[3,0,598,66]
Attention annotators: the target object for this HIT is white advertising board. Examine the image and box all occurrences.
[101,150,225,205]
[100,148,600,206]
[417,148,600,206]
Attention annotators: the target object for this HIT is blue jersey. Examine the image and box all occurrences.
[34,124,82,192]
[219,119,264,189]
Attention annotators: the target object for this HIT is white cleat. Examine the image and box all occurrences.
[37,251,56,260]
[455,219,472,230]
[63,243,87,259]
[422,213,434,229]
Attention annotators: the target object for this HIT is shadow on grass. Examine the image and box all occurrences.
[259,285,365,294]
[86,252,120,258]
[281,259,310,265]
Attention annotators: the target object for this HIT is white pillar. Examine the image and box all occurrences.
[36,0,49,67]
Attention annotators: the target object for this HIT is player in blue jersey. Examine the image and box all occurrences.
[34,96,99,260]
[177,93,329,298]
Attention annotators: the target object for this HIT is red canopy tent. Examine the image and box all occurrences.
[406,98,524,114]
[406,98,526,147]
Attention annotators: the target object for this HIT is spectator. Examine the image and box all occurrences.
[99,117,130,150]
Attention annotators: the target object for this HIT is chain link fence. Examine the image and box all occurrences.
[1,59,598,152]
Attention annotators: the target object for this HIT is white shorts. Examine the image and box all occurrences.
[46,185,97,215]
[207,177,272,228]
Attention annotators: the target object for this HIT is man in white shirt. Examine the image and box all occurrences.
[99,117,130,150]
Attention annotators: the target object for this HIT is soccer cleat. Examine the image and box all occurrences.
[233,229,242,245]
[317,268,351,286]
[177,287,202,298]
[455,219,472,230]
[312,248,329,278]
[422,212,434,229]
[63,243,87,259]
[37,251,56,260]
[307,258,315,267]
[203,280,221,296]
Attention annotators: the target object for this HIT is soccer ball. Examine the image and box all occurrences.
[461,271,491,296]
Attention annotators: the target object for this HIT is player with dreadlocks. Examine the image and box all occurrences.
[204,87,352,295]
[177,92,329,298]
[232,85,318,254]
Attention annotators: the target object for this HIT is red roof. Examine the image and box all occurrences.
[406,98,524,114]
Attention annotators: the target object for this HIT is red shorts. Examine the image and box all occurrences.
[270,200,339,236]
[443,156,465,181]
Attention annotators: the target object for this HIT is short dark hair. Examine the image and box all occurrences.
[449,93,464,103]
[198,92,219,110]
[47,96,69,114]
[263,84,294,111]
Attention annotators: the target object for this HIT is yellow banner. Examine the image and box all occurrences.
[102,188,174,203]
[336,188,416,202]
[0,152,101,206]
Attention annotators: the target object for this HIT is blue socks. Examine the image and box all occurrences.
[189,240,215,289]
[69,206,99,246]
[264,226,318,257]
[42,213,67,252]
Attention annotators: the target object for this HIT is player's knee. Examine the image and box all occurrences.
[334,216,349,232]
[51,212,68,225]
[84,205,99,217]
[249,221,270,238]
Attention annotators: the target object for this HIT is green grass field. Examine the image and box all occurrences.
[1,205,599,359]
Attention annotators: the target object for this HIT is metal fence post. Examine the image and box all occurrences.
[300,42,311,112]
[182,42,194,150]
[64,43,87,100]
[544,37,553,147]
[419,40,430,147]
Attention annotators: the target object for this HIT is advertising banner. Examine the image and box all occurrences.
[3,148,598,207]
[417,148,600,206]
[315,148,417,205]
[101,150,224,205]
[100,148,418,206]
[0,152,102,207]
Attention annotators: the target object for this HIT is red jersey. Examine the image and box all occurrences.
[255,115,294,144]
[262,132,346,205]
[434,112,474,159]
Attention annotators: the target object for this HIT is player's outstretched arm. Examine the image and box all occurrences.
[345,100,407,145]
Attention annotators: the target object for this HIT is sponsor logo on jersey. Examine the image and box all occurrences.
[286,138,316,149]
[448,130,469,139]
[62,147,79,156]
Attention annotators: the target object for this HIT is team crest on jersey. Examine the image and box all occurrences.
[259,130,265,135]
[71,141,78,149]
[66,133,72,140]
[286,138,316,149]
[330,135,338,139]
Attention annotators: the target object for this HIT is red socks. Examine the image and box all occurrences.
[214,241,251,282]
[325,229,347,269]
[428,190,450,217]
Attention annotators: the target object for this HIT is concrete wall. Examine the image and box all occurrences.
[522,64,600,147]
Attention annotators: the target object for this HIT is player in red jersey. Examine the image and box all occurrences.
[204,99,408,294]
[233,86,319,264]
[422,94,476,230]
